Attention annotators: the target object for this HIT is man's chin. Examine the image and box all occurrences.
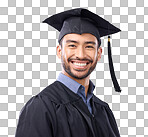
[68,70,90,79]
[73,68,88,72]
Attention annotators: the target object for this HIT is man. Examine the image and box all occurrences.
[15,8,121,137]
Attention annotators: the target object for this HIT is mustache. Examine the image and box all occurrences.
[68,57,93,63]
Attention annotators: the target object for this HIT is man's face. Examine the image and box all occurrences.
[57,33,102,79]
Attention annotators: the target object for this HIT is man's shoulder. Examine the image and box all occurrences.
[40,81,60,95]
[39,81,80,104]
[39,81,63,102]
[20,81,61,114]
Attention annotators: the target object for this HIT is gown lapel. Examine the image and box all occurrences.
[72,98,96,137]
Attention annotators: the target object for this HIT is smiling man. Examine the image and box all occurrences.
[15,8,121,137]
[57,33,102,98]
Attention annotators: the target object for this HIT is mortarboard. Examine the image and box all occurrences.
[43,8,121,92]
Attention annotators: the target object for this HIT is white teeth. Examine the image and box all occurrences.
[73,62,87,66]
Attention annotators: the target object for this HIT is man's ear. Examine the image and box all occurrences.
[97,47,102,61]
[57,45,62,59]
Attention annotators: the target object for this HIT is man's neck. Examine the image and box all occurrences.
[62,71,90,97]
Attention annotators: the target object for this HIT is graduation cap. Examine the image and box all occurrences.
[43,8,121,92]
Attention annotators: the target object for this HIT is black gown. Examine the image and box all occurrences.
[15,81,120,137]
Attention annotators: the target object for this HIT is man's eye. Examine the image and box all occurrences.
[86,46,94,48]
[68,45,76,47]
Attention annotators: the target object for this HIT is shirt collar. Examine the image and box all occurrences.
[88,80,95,94]
[57,73,81,94]
[57,72,95,95]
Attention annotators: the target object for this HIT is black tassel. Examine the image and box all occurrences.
[108,36,121,92]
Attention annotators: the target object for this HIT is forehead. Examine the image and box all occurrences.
[62,33,98,43]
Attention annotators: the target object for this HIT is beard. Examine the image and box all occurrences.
[61,56,98,79]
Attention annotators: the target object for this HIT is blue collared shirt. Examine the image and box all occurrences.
[57,73,95,114]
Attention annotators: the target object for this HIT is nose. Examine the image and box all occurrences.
[75,46,86,59]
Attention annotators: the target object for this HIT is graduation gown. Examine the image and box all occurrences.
[15,81,120,137]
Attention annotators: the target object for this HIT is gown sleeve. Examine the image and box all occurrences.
[105,105,120,137]
[15,94,56,137]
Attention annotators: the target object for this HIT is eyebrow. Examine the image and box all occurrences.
[66,40,97,45]
[85,41,96,45]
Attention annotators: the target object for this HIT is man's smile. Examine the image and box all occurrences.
[70,60,91,70]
